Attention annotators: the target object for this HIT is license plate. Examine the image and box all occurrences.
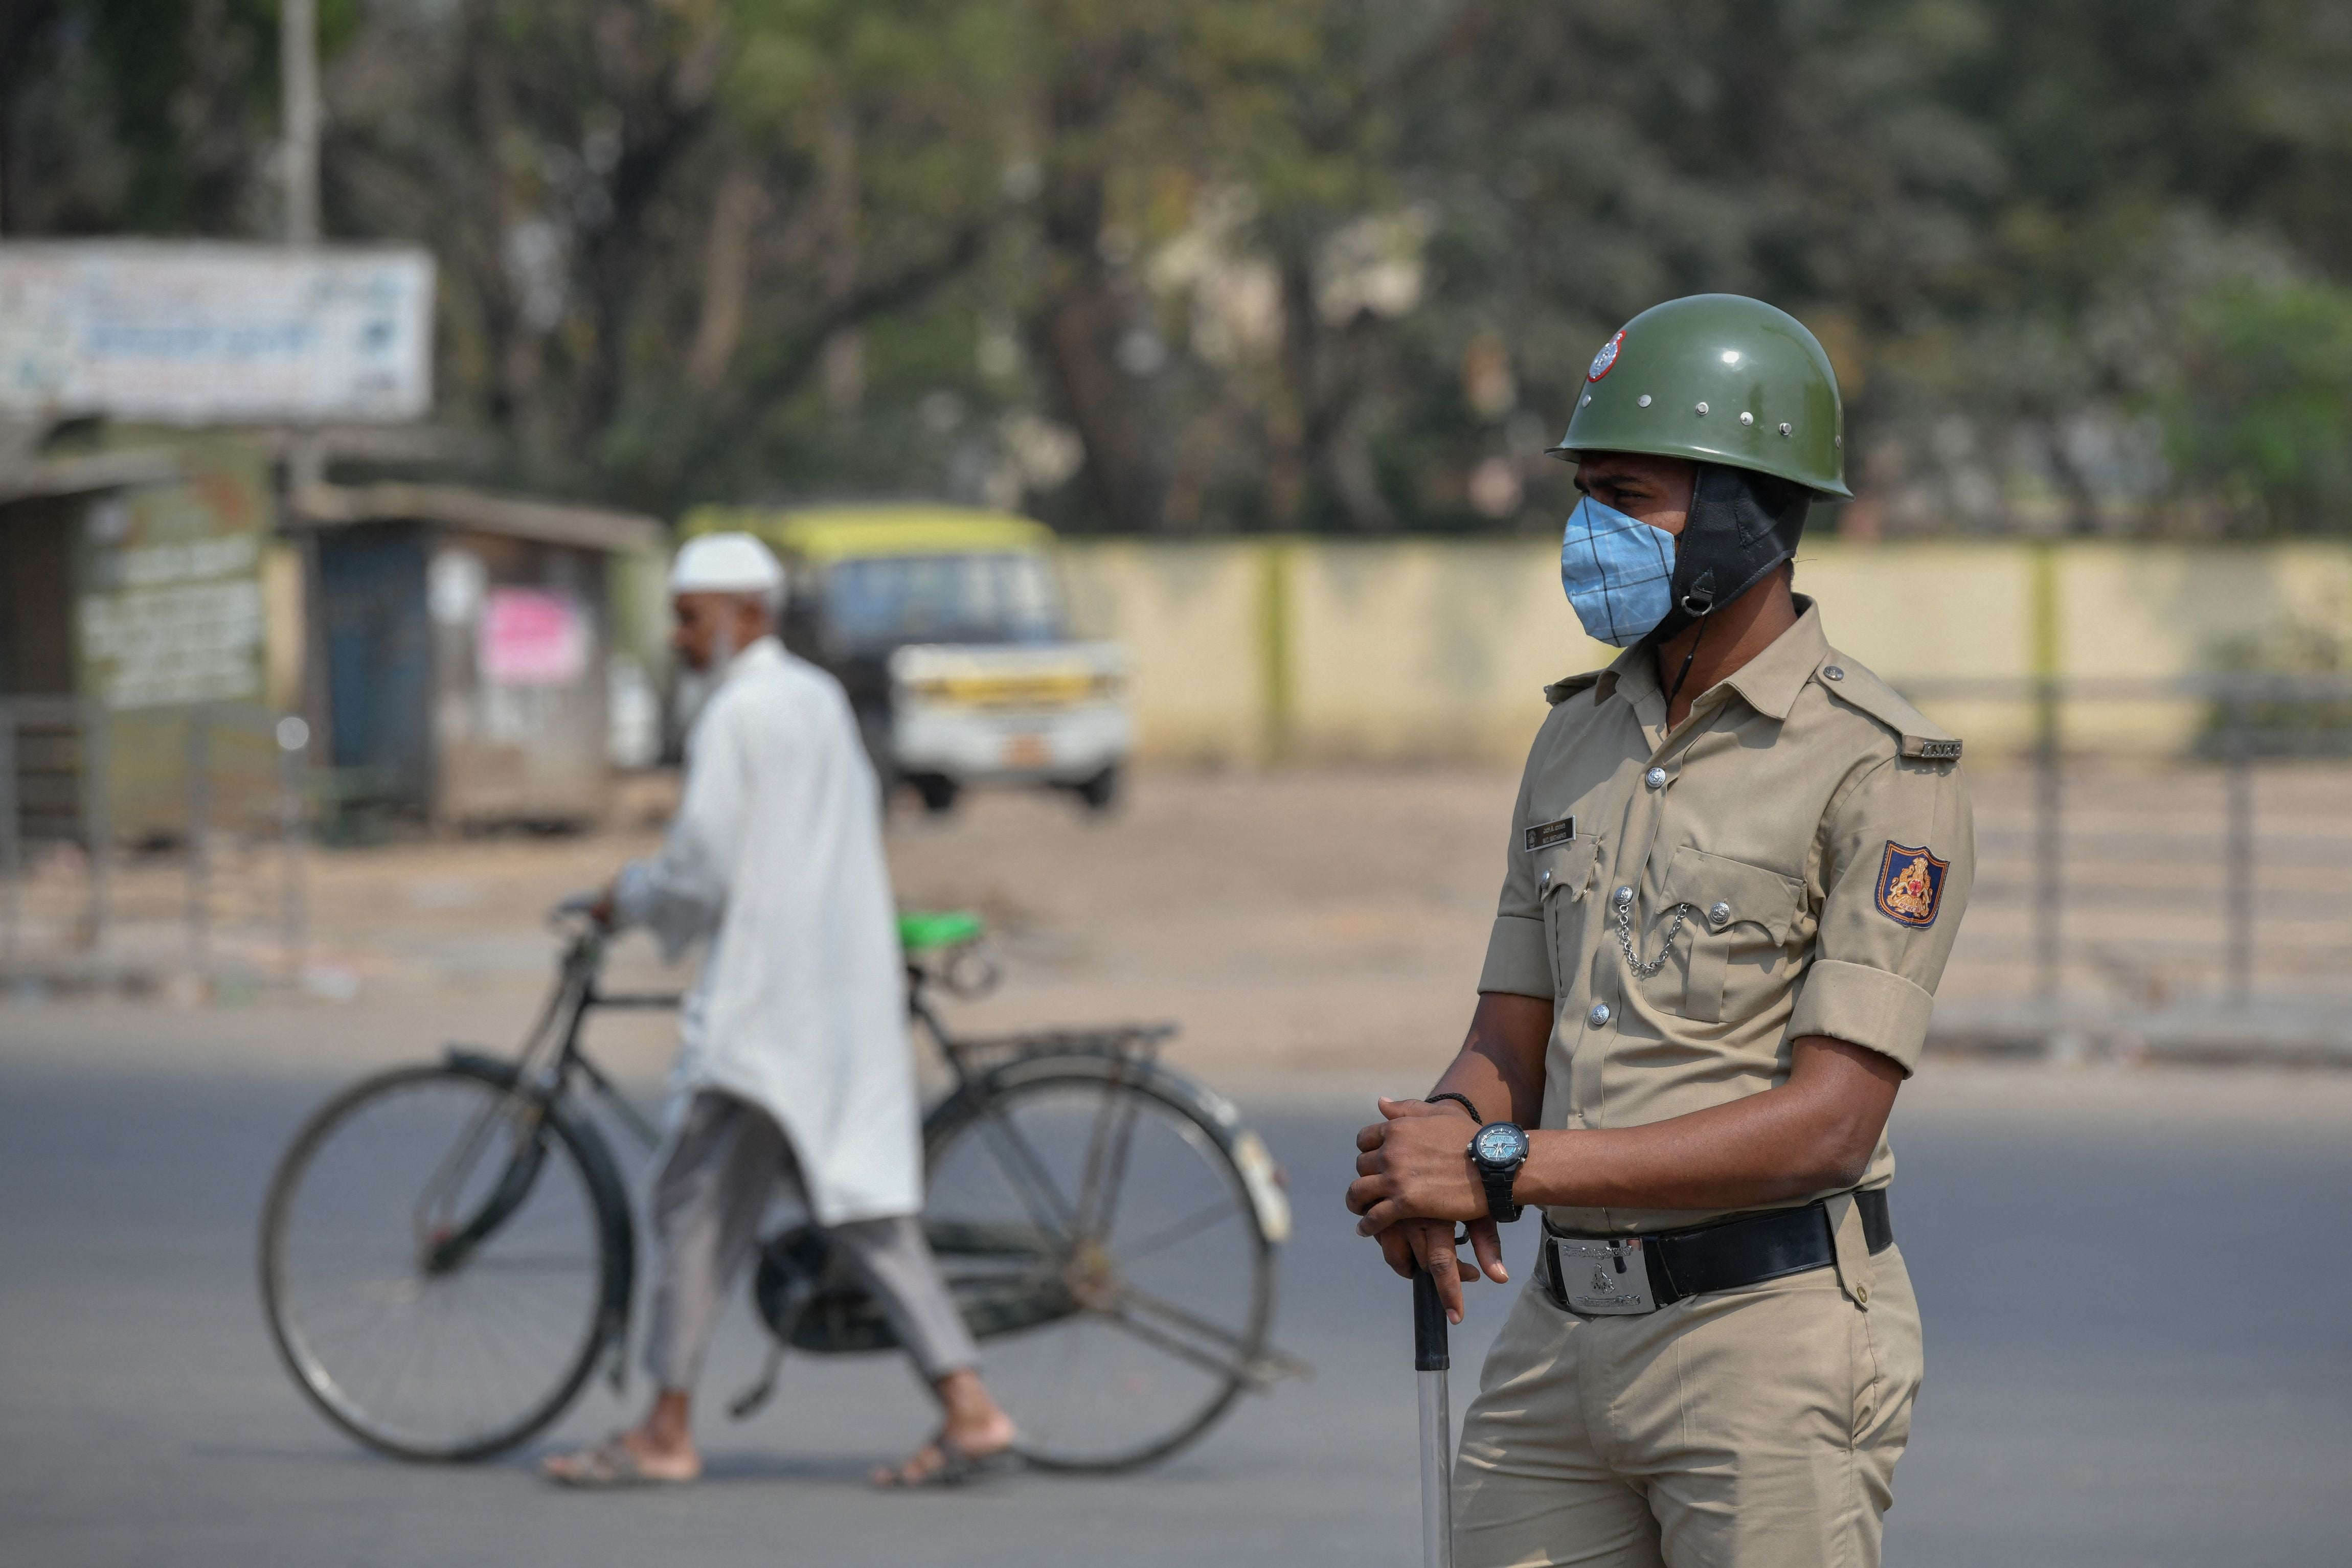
[1551,1235,1658,1315]
[1003,732,1049,768]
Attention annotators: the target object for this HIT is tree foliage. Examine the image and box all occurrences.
[8,0,2352,534]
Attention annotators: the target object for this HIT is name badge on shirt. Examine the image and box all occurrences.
[1524,816,1576,853]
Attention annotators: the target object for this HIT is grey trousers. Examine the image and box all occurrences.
[643,1090,981,1390]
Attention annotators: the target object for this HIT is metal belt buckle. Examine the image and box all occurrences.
[1552,1235,1658,1315]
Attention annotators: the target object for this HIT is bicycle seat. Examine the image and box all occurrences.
[898,911,985,952]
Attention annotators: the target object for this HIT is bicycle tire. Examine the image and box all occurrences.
[921,1052,1276,1473]
[258,1056,635,1462]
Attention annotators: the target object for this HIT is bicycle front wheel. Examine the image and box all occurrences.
[258,1061,630,1462]
[923,1057,1275,1472]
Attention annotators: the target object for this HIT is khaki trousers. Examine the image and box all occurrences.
[643,1090,980,1391]
[1453,1246,1922,1568]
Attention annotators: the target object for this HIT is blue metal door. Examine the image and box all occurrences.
[316,528,432,812]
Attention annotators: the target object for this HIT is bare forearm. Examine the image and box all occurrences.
[1428,992,1551,1127]
[1513,1035,1901,1212]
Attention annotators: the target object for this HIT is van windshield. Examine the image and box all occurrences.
[822,552,1064,650]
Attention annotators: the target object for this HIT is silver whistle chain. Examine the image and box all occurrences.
[1616,896,1691,979]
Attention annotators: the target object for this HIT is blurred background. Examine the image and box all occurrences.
[8,0,2352,538]
[5,4,2352,1567]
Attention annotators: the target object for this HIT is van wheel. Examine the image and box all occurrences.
[1076,766,1121,813]
[910,774,961,815]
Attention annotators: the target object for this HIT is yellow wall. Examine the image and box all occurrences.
[1061,538,2352,764]
[1060,542,1268,764]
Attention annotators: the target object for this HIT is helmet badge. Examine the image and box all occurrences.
[1587,330,1626,383]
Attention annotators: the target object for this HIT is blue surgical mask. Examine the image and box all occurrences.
[1560,495,1675,646]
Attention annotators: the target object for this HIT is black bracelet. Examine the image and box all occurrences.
[1426,1090,1483,1124]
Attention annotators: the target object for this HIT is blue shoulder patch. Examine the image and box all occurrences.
[1874,842,1949,928]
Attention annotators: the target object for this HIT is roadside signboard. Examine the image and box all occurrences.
[0,242,433,423]
[78,440,271,710]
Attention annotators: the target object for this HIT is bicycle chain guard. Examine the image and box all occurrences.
[748,1221,1078,1357]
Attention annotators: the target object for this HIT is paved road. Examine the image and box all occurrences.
[3,1048,2348,1567]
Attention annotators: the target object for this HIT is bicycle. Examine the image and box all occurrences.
[258,906,1302,1473]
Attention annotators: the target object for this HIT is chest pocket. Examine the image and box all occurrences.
[1661,846,1804,1024]
[1532,835,1601,994]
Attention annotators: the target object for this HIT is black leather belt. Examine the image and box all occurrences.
[1541,1189,1892,1312]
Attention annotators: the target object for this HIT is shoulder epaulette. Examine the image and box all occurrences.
[1815,654,1962,762]
[1543,670,1608,707]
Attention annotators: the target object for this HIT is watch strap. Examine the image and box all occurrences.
[1480,1164,1523,1223]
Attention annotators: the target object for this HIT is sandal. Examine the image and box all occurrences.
[870,1433,1020,1489]
[542,1433,699,1488]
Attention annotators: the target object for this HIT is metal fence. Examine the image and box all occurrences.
[1901,674,2352,1056]
[0,698,312,993]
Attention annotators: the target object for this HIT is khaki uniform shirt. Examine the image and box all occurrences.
[1478,598,1973,1236]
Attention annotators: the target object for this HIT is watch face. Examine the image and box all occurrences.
[1474,1123,1529,1166]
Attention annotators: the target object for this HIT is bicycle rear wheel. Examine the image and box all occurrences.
[258,1061,631,1461]
[923,1057,1274,1472]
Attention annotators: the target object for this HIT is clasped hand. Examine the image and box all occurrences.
[1348,1097,1510,1322]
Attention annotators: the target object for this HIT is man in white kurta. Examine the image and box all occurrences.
[544,533,1013,1489]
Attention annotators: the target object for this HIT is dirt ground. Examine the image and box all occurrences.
[7,762,2352,1123]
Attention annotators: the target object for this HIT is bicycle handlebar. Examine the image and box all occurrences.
[547,891,612,938]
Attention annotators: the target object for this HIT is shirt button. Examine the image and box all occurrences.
[1644,766,1667,789]
[1539,868,1552,889]
[1587,1003,1612,1028]
[1613,885,1634,910]
[1709,901,1732,927]
[1823,665,1845,682]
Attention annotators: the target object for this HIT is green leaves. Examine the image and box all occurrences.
[2163,280,2352,532]
[16,0,2352,535]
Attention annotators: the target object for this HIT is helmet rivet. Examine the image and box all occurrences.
[1694,401,1708,416]
[1779,422,1793,437]
[1739,411,1754,426]
[1637,394,1652,408]
[1580,394,1592,406]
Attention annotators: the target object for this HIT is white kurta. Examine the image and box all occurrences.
[613,636,921,1226]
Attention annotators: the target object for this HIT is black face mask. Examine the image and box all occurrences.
[1649,464,1813,645]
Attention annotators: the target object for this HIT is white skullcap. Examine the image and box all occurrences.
[669,532,785,598]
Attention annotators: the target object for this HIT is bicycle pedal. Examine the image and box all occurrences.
[728,1345,786,1421]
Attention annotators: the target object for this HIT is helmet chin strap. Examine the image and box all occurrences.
[1660,569,1717,716]
[1662,610,1710,717]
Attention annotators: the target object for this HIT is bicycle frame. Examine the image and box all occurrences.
[418,928,667,1277]
[442,923,1239,1357]
[508,920,1173,1161]
[266,912,1300,1470]
[422,926,1062,1262]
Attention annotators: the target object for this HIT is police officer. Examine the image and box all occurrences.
[1348,294,1972,1567]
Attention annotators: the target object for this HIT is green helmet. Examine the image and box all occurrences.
[1548,294,1850,498]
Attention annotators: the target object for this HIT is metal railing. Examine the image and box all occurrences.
[0,698,312,990]
[1898,673,2352,1018]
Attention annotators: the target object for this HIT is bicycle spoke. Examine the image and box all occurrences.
[1112,1196,1247,1266]
[413,1096,526,1241]
[1115,1280,1257,1354]
[266,1065,613,1458]
[1076,1077,1145,1240]
[922,1069,1272,1472]
[1096,1303,1252,1384]
[1019,1313,1102,1447]
[973,1103,1078,1241]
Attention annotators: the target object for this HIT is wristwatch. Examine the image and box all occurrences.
[1467,1121,1530,1223]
